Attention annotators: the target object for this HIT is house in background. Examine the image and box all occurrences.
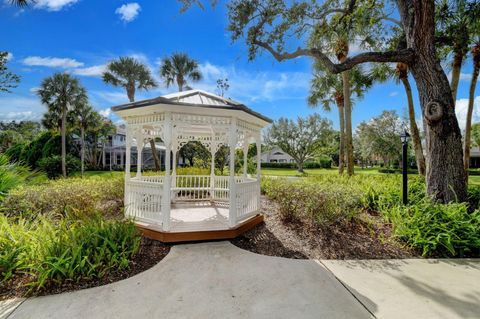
[470,146,480,168]
[103,124,170,169]
[258,147,294,163]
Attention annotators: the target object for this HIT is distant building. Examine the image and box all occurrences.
[103,124,169,169]
[257,147,295,163]
[471,146,480,168]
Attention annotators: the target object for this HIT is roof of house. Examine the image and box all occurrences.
[111,89,272,123]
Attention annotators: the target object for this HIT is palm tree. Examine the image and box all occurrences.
[38,73,87,177]
[309,64,373,174]
[464,41,480,174]
[159,53,202,92]
[73,103,99,177]
[8,0,30,7]
[395,63,426,176]
[371,62,426,175]
[102,57,161,171]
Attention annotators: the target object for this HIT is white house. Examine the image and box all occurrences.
[258,146,294,163]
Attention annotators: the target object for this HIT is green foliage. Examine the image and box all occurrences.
[262,177,363,227]
[265,113,333,172]
[20,131,55,168]
[4,142,26,163]
[0,51,20,92]
[0,154,29,201]
[3,176,124,220]
[0,215,140,290]
[39,155,80,179]
[385,201,480,257]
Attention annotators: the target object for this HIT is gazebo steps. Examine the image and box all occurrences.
[136,214,264,243]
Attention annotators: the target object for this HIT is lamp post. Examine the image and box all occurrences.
[400,130,410,205]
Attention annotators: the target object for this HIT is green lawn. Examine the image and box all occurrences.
[76,168,480,186]
[262,167,383,177]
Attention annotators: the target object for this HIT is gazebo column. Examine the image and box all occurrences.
[243,141,248,177]
[256,136,261,180]
[171,140,177,201]
[256,135,261,210]
[210,141,216,200]
[124,126,132,216]
[228,118,237,227]
[162,112,172,231]
[135,129,144,178]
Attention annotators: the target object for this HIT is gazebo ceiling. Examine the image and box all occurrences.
[111,89,272,125]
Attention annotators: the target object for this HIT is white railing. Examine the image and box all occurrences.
[125,174,261,227]
[136,175,165,184]
[236,179,260,221]
[125,179,163,223]
[173,175,212,201]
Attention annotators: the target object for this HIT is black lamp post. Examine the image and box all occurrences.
[400,130,410,205]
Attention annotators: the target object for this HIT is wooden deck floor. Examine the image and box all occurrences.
[136,203,263,243]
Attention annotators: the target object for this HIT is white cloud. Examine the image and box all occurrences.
[99,108,112,118]
[389,91,399,97]
[0,96,45,121]
[448,71,472,82]
[23,56,84,68]
[195,62,310,102]
[33,0,79,11]
[115,3,141,23]
[73,64,107,77]
[29,87,40,93]
[5,52,13,61]
[455,96,480,130]
[91,91,130,105]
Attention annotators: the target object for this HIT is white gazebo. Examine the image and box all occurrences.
[112,90,271,242]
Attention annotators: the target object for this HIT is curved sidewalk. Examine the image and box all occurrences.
[2,242,372,319]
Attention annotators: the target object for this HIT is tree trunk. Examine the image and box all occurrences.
[337,101,346,175]
[463,44,480,176]
[150,139,161,171]
[61,107,67,178]
[81,127,85,178]
[127,85,135,103]
[397,0,467,203]
[341,69,354,176]
[297,160,304,173]
[401,76,426,175]
[450,51,463,103]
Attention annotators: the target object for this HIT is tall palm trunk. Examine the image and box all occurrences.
[335,94,345,174]
[464,43,480,176]
[61,106,67,177]
[397,63,426,175]
[81,126,85,177]
[450,51,464,103]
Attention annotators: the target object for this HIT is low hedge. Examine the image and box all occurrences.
[261,159,332,169]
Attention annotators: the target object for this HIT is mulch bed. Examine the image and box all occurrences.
[231,196,419,259]
[0,237,170,300]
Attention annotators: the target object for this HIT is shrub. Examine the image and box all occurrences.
[39,155,81,179]
[0,214,140,290]
[0,154,29,201]
[4,143,26,163]
[3,176,124,220]
[386,200,480,257]
[262,177,362,227]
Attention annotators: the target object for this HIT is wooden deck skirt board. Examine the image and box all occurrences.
[136,214,264,243]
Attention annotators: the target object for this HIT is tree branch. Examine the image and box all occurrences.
[252,39,415,73]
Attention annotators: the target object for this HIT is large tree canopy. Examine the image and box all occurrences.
[225,0,469,202]
[265,113,333,172]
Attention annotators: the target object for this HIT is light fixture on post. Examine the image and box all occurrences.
[400,130,410,205]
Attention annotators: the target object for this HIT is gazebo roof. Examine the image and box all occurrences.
[111,89,272,124]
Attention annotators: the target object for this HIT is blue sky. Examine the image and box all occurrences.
[0,0,478,130]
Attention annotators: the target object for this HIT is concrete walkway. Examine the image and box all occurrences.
[2,242,479,319]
